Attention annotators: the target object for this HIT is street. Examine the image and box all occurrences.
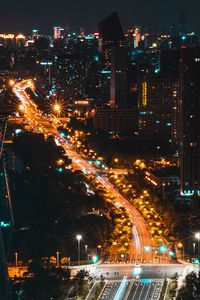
[13,79,153,263]
[99,279,164,300]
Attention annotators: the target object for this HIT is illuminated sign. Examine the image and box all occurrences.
[74,100,89,106]
[142,81,147,107]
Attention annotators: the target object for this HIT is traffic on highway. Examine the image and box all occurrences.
[12,79,153,263]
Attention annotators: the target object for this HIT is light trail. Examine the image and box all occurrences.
[13,79,153,262]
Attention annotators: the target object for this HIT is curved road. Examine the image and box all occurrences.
[13,80,153,262]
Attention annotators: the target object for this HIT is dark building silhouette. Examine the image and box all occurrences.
[179,48,200,196]
[99,12,124,45]
[111,46,128,108]
[99,12,124,62]
[98,12,125,103]
[110,46,137,109]
[160,49,180,78]
[178,11,187,36]
[94,108,137,132]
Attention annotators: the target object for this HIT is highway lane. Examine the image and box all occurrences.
[99,281,121,300]
[13,79,153,263]
[99,279,164,300]
[126,280,163,300]
[61,142,153,261]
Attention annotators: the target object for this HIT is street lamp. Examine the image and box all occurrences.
[53,103,61,117]
[114,158,119,168]
[177,242,184,259]
[56,251,60,268]
[9,79,15,86]
[76,234,82,266]
[195,232,200,240]
[85,245,88,265]
[15,252,18,276]
[193,243,196,257]
[195,232,200,261]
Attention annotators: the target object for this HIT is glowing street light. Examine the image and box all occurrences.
[114,158,119,168]
[18,104,25,111]
[195,232,200,240]
[195,232,200,261]
[9,79,15,86]
[177,242,184,259]
[76,234,82,266]
[53,103,61,113]
[15,252,18,276]
[56,251,60,268]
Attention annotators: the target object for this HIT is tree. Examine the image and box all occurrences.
[22,260,71,300]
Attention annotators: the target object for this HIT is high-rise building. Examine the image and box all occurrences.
[32,29,39,40]
[138,75,179,140]
[99,12,124,55]
[160,49,180,78]
[53,27,61,40]
[99,11,124,69]
[110,46,129,108]
[179,48,200,196]
[98,13,125,101]
[94,108,137,132]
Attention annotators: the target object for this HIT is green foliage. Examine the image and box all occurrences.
[177,272,200,300]
[10,260,71,300]
[10,132,113,261]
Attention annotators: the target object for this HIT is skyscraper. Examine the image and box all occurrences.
[99,12,124,69]
[99,12,124,52]
[180,48,200,196]
[53,27,61,40]
[110,46,129,108]
[32,29,39,40]
[98,12,125,102]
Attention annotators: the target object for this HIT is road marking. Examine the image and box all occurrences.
[144,282,152,300]
[113,276,127,300]
[138,283,145,300]
[123,281,133,300]
[132,282,140,299]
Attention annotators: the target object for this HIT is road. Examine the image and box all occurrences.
[99,281,122,300]
[12,79,154,263]
[99,279,164,300]
[69,262,192,279]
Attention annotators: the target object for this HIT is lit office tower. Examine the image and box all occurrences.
[180,48,200,196]
[32,29,39,40]
[110,46,130,108]
[53,27,61,40]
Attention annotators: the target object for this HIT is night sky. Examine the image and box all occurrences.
[0,0,199,34]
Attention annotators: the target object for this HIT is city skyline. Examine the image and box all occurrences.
[0,0,199,34]
[1,2,200,298]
